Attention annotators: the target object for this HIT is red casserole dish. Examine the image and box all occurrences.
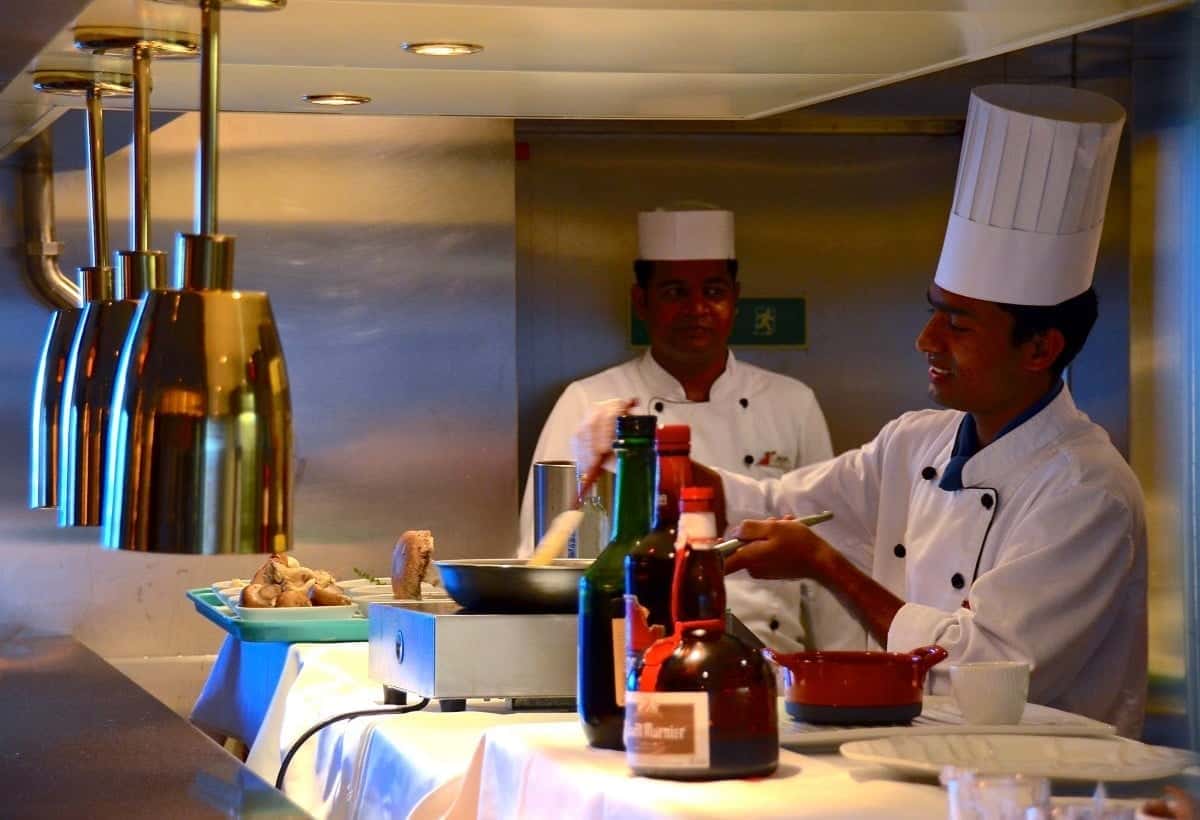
[763,644,947,725]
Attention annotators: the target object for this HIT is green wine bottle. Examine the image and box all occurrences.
[578,414,655,750]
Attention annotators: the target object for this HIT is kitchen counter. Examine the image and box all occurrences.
[0,635,309,819]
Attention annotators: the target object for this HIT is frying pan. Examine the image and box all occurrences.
[435,558,592,613]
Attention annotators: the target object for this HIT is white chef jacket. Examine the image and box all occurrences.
[519,351,867,653]
[720,385,1148,736]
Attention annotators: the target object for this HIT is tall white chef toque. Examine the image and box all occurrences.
[935,84,1125,306]
[638,208,735,261]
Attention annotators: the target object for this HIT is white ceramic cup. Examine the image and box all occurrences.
[949,661,1031,725]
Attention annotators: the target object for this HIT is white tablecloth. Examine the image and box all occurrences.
[430,721,948,820]
[223,642,950,819]
[238,642,577,818]
[191,642,1192,820]
[191,635,293,743]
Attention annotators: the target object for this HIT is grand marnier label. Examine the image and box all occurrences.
[624,691,710,769]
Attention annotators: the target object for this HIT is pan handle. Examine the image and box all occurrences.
[714,511,835,558]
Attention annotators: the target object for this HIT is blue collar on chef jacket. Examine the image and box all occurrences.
[938,379,1065,492]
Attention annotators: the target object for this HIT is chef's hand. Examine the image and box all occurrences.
[724,518,832,580]
[570,398,637,474]
[729,517,906,647]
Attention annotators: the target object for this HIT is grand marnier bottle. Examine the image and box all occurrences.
[624,424,690,686]
[624,486,779,779]
[578,414,656,750]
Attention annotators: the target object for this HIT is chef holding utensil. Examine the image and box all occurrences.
[519,206,864,654]
[689,85,1147,736]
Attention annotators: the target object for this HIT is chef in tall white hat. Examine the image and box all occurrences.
[595,87,1147,735]
[521,206,866,653]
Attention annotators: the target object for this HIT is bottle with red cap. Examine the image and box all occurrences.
[624,486,779,780]
[623,424,690,690]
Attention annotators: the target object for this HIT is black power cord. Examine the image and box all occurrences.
[274,697,431,790]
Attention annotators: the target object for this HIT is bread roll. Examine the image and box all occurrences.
[392,530,434,599]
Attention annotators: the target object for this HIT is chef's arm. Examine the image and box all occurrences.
[725,520,903,646]
[889,485,1142,721]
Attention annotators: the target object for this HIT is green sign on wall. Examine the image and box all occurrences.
[631,297,807,348]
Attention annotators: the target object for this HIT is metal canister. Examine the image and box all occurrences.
[533,460,578,557]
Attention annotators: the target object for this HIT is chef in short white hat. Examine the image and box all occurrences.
[597,86,1148,736]
[521,206,866,654]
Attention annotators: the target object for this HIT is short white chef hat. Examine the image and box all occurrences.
[638,208,735,261]
[935,84,1125,306]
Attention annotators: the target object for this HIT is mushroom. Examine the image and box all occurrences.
[276,589,312,607]
[310,584,351,607]
[268,562,317,592]
[240,583,281,608]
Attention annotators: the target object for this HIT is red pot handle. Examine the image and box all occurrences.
[910,644,948,673]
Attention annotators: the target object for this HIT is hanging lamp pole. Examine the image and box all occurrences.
[83,86,110,271]
[199,0,219,238]
[132,43,153,253]
[74,27,198,293]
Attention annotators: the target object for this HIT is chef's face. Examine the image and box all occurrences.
[633,260,739,364]
[915,284,1039,415]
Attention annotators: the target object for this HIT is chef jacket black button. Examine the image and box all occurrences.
[951,572,965,590]
[739,398,749,408]
[893,544,906,558]
[981,493,994,509]
[921,466,937,480]
[744,454,754,466]
[653,401,664,413]
[769,618,780,631]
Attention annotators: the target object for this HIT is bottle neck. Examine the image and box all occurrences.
[610,442,654,542]
[651,452,691,531]
[676,511,716,548]
[671,510,726,627]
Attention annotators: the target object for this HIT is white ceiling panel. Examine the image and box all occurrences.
[0,0,1186,154]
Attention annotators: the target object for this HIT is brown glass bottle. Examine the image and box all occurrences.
[578,414,656,750]
[623,424,690,686]
[625,487,779,780]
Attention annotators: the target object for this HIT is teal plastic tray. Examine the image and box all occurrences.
[186,589,369,643]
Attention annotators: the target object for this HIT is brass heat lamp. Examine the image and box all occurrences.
[58,30,197,528]
[104,0,293,554]
[29,67,131,513]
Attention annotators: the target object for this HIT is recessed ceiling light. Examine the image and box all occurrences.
[303,93,371,106]
[401,42,483,57]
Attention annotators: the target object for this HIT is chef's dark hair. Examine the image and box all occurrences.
[633,259,739,289]
[998,287,1098,378]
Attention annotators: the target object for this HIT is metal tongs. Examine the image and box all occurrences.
[714,510,834,558]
